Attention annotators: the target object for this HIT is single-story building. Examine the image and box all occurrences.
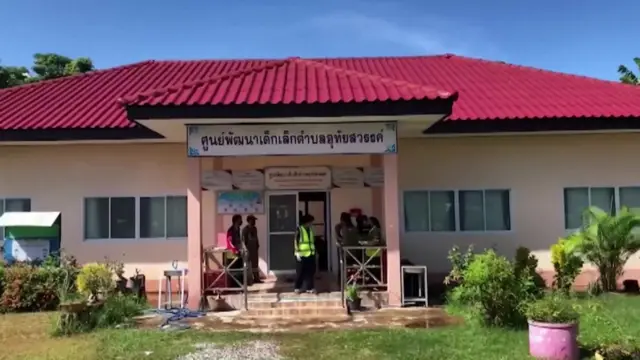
[2,54,640,308]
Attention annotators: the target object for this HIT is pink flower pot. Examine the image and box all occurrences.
[528,320,579,360]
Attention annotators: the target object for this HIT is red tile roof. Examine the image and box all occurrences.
[120,57,455,107]
[2,54,640,130]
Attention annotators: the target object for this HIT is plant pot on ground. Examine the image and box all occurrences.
[525,295,580,360]
[345,285,362,313]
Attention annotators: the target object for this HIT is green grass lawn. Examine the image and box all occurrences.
[1,294,639,360]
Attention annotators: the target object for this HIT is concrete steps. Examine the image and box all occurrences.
[244,292,345,318]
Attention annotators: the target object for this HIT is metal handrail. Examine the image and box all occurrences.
[338,244,387,306]
[203,246,249,310]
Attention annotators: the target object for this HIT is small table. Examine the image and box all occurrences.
[157,265,187,309]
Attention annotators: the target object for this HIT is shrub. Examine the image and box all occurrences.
[444,245,475,286]
[94,294,146,328]
[51,294,145,336]
[524,294,579,324]
[76,263,113,298]
[513,246,546,297]
[567,206,640,292]
[551,238,584,294]
[0,263,62,312]
[449,249,537,327]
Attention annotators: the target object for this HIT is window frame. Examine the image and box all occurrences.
[401,188,513,234]
[83,194,187,241]
[563,186,640,231]
[139,195,188,240]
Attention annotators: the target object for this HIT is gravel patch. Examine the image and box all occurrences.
[177,340,283,360]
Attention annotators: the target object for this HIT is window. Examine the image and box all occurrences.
[140,196,187,238]
[84,197,136,239]
[403,189,511,232]
[0,198,32,238]
[564,187,615,229]
[403,190,456,232]
[84,196,187,240]
[619,187,640,209]
[459,190,511,231]
[564,186,640,230]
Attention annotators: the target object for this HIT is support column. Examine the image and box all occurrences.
[383,153,401,306]
[371,155,384,221]
[186,157,203,310]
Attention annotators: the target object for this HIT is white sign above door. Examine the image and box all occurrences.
[265,166,332,190]
[187,122,398,157]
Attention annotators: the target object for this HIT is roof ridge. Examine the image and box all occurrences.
[0,60,156,94]
[294,58,457,98]
[118,58,291,104]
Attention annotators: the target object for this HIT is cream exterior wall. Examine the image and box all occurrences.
[398,133,640,273]
[0,145,374,279]
[3,132,640,279]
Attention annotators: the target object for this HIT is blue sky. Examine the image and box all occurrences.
[1,0,638,80]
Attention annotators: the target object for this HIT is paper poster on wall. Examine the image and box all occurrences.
[363,167,384,187]
[217,191,264,214]
[231,170,265,190]
[11,239,50,262]
[265,166,332,190]
[201,170,233,190]
[332,167,365,188]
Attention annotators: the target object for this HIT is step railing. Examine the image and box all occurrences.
[203,246,249,310]
[338,244,387,306]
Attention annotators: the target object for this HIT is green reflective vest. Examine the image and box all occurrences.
[296,226,315,257]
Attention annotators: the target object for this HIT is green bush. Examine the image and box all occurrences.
[76,263,113,298]
[95,294,146,328]
[449,249,540,328]
[551,238,583,294]
[524,294,579,324]
[567,206,640,292]
[513,246,546,297]
[51,294,146,336]
[444,245,475,286]
[0,263,63,312]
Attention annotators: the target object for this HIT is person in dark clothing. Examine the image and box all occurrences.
[294,214,317,294]
[356,214,372,235]
[335,212,355,245]
[242,215,262,284]
[225,214,244,287]
[368,217,382,240]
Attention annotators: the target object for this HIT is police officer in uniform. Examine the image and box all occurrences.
[294,214,316,294]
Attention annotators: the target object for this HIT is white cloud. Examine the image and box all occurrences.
[308,10,500,58]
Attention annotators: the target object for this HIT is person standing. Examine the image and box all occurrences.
[225,214,244,288]
[294,214,317,294]
[242,215,262,284]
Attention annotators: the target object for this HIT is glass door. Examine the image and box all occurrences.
[267,192,299,274]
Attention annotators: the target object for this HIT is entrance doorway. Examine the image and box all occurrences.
[266,191,331,275]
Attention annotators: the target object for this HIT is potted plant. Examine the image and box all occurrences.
[525,295,580,360]
[345,285,361,312]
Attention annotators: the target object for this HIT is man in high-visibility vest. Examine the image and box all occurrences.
[294,214,317,294]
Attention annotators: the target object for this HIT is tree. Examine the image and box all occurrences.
[0,53,95,89]
[566,206,640,292]
[0,63,29,89]
[618,57,640,85]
